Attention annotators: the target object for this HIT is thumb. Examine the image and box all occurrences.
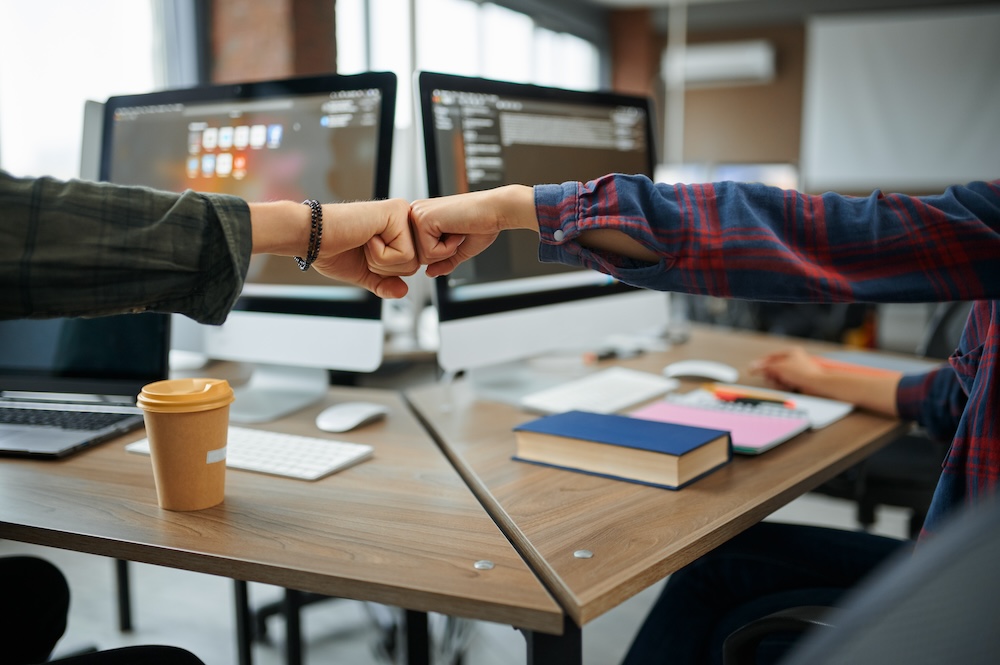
[370,274,409,299]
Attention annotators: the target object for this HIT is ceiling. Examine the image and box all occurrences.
[582,0,999,31]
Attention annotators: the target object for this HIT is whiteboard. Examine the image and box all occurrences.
[801,7,1000,192]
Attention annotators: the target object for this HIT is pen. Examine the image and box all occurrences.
[710,386,797,409]
[727,396,797,408]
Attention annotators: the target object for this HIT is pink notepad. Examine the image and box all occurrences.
[629,400,811,455]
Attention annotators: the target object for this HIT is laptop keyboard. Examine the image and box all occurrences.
[0,407,136,431]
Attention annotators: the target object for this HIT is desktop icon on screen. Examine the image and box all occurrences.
[216,153,233,177]
[200,153,216,177]
[249,125,267,149]
[267,124,283,148]
[232,154,247,180]
[202,127,219,151]
[234,125,250,149]
[218,126,234,149]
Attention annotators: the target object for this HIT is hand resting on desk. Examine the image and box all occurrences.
[751,346,902,417]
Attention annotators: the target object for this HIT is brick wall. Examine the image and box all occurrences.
[210,0,336,84]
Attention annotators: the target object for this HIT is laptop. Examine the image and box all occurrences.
[0,313,170,458]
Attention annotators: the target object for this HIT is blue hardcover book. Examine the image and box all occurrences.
[512,410,732,490]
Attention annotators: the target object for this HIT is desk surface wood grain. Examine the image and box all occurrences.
[0,386,563,634]
[406,325,913,625]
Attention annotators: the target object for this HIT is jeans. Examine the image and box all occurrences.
[620,521,909,665]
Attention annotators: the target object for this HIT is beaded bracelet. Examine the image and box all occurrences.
[294,199,324,271]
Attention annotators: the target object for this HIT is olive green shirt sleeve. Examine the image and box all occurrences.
[0,170,252,325]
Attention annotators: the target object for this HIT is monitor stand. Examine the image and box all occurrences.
[228,364,328,424]
[461,358,591,409]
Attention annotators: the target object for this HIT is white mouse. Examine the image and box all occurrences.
[315,402,388,433]
[663,359,740,383]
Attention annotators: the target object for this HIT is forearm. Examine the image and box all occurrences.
[248,201,313,257]
[577,228,660,262]
[799,370,903,417]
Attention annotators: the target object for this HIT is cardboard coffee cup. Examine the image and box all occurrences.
[137,378,234,511]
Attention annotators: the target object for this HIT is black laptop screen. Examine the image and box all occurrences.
[0,313,169,396]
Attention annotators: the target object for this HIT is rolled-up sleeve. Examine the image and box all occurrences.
[535,175,1000,303]
[0,171,251,325]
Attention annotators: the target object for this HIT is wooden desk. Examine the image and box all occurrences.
[0,386,563,661]
[405,326,911,661]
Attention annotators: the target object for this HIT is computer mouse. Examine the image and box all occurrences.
[663,359,740,383]
[315,402,388,433]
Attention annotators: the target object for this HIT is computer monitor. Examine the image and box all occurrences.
[101,72,397,422]
[417,71,670,386]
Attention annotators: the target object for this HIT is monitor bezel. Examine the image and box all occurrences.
[100,71,399,323]
[416,70,659,323]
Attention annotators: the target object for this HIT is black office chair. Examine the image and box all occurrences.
[748,302,872,343]
[723,493,1000,665]
[113,553,387,663]
[229,584,470,665]
[681,298,871,344]
[810,301,974,538]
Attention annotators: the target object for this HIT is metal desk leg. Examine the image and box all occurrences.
[234,580,253,665]
[525,616,582,665]
[404,609,430,665]
[283,589,304,665]
[114,559,132,632]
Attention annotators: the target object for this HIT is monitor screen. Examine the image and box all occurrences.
[101,72,397,421]
[417,71,670,376]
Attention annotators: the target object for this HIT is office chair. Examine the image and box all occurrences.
[241,588,363,665]
[748,302,871,343]
[722,493,1000,665]
[230,584,340,665]
[112,553,378,663]
[681,298,870,344]
[914,300,974,359]
[229,584,470,665]
[810,301,974,538]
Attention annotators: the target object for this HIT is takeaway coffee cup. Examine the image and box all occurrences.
[136,378,234,511]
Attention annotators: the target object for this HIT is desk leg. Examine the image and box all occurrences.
[404,609,430,665]
[524,616,582,665]
[283,589,303,665]
[234,580,253,665]
[114,559,132,632]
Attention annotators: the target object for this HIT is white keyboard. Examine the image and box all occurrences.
[519,366,678,415]
[126,426,374,481]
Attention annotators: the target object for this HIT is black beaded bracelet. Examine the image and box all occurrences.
[294,199,324,271]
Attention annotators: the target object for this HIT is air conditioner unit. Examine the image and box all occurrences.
[664,39,776,87]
